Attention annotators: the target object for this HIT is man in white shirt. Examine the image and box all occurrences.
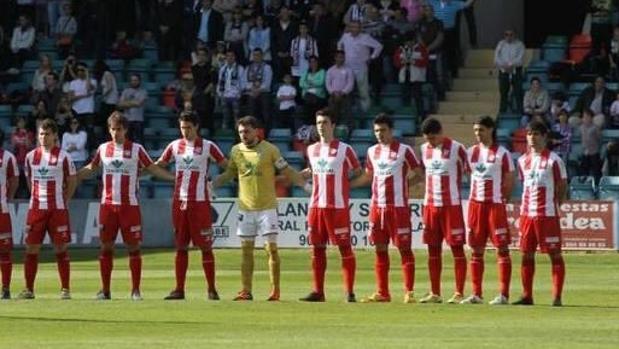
[118,74,148,144]
[217,50,245,129]
[68,63,97,150]
[245,49,273,129]
[10,15,35,69]
[494,29,525,114]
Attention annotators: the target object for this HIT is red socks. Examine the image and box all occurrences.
[451,245,467,295]
[470,252,484,297]
[375,250,390,297]
[497,250,512,298]
[0,251,11,289]
[428,245,442,295]
[311,246,327,294]
[338,244,356,294]
[551,255,565,300]
[129,250,142,292]
[175,250,188,292]
[521,257,535,300]
[399,248,415,292]
[202,249,216,292]
[99,250,114,292]
[24,253,38,292]
[55,251,70,290]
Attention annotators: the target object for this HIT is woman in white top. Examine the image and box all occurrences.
[31,54,53,92]
[93,60,119,129]
[61,117,88,168]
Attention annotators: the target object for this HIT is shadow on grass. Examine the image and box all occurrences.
[0,315,212,325]
[10,248,177,263]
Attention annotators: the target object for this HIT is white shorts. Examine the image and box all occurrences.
[236,209,278,237]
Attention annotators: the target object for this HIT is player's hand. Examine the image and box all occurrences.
[303,181,312,194]
[300,168,312,179]
[208,180,217,201]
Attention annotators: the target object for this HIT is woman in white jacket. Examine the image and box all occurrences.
[61,117,88,168]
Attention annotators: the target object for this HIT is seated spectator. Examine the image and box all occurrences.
[224,8,249,63]
[326,50,355,132]
[609,90,619,129]
[579,109,603,183]
[394,33,429,120]
[344,0,371,25]
[376,0,400,22]
[9,15,35,69]
[522,77,550,126]
[572,76,614,129]
[247,15,271,61]
[290,21,319,80]
[602,140,619,176]
[276,73,297,132]
[401,0,424,22]
[549,91,570,124]
[30,99,50,132]
[61,117,88,168]
[217,50,245,129]
[93,60,119,133]
[110,30,139,61]
[10,116,34,198]
[213,0,240,22]
[118,73,147,143]
[59,54,78,91]
[550,110,572,163]
[245,48,273,127]
[190,48,216,130]
[68,62,97,146]
[54,95,73,131]
[31,54,54,93]
[299,56,326,125]
[211,41,227,71]
[55,1,77,58]
[33,72,62,118]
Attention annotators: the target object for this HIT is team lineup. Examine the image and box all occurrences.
[0,109,567,306]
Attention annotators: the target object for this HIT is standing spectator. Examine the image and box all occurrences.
[213,0,240,22]
[48,0,63,36]
[33,72,63,117]
[455,0,478,47]
[109,30,140,61]
[245,48,273,128]
[275,73,297,131]
[610,90,619,129]
[522,77,551,126]
[579,109,603,183]
[394,34,429,120]
[190,47,216,130]
[415,4,445,100]
[551,110,572,163]
[290,21,318,80]
[383,8,415,81]
[10,116,33,199]
[241,0,262,19]
[573,76,614,129]
[549,91,570,124]
[61,118,88,169]
[194,0,224,49]
[343,0,371,25]
[609,26,619,82]
[55,1,77,58]
[54,95,72,132]
[271,6,298,80]
[495,29,525,114]
[326,50,355,131]
[157,0,183,61]
[59,54,78,91]
[247,15,271,61]
[590,0,613,54]
[337,20,383,113]
[31,54,54,93]
[363,5,387,103]
[10,15,35,69]
[118,74,148,144]
[30,100,51,132]
[376,0,400,22]
[602,140,619,176]
[217,50,246,129]
[225,7,250,64]
[401,0,424,22]
[68,62,97,147]
[93,60,119,134]
[308,2,336,69]
[299,56,326,125]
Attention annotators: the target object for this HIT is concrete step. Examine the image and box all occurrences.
[438,101,498,115]
[446,91,500,102]
[464,49,496,68]
[452,78,498,91]
[459,68,498,79]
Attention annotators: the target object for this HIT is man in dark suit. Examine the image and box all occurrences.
[194,0,224,49]
[309,2,336,69]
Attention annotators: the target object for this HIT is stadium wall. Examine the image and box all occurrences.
[7,199,619,251]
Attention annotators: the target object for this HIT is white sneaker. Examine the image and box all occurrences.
[131,290,143,301]
[489,294,509,305]
[60,288,71,300]
[460,295,483,304]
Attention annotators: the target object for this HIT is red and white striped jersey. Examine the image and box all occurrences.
[25,146,76,210]
[517,149,567,217]
[0,149,18,214]
[366,141,420,208]
[468,143,514,204]
[308,140,361,209]
[91,141,153,206]
[421,137,468,207]
[160,138,225,202]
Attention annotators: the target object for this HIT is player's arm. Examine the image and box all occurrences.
[64,174,77,201]
[501,171,514,203]
[145,163,176,182]
[77,162,100,181]
[213,160,237,188]
[6,156,18,199]
[407,167,423,186]
[350,169,372,188]
[556,178,567,206]
[553,158,568,206]
[7,176,18,200]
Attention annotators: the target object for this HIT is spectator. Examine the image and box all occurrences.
[241,0,262,20]
[93,60,119,136]
[190,47,216,130]
[602,140,619,176]
[213,0,240,22]
[394,33,429,120]
[549,91,570,124]
[54,95,73,132]
[290,21,318,79]
[495,28,525,114]
[400,0,424,22]
[363,5,387,104]
[414,4,445,100]
[610,90,619,129]
[212,40,227,71]
[68,62,97,146]
[118,73,147,144]
[55,1,77,58]
[579,109,603,183]
[10,15,35,69]
[326,50,355,132]
[61,118,88,168]
[455,0,478,47]
[10,116,34,199]
[271,6,298,80]
[383,8,415,69]
[110,30,140,60]
[609,26,619,82]
[343,0,371,25]
[299,55,326,125]
[48,0,63,36]
[289,0,314,21]
[224,7,249,64]
[275,73,297,132]
[337,20,383,113]
[308,2,336,69]
[589,0,613,54]
[31,55,54,93]
[156,0,183,61]
[247,15,271,61]
[522,77,550,126]
[573,76,614,129]
[551,110,572,163]
[30,99,50,132]
[33,72,63,117]
[217,50,245,129]
[245,48,273,128]
[59,54,78,91]
[376,0,400,22]
[194,0,224,49]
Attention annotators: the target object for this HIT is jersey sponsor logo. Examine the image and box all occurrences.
[105,159,131,175]
[427,160,448,175]
[240,160,260,176]
[375,161,393,176]
[313,159,334,174]
[178,155,200,171]
[473,163,491,179]
[524,169,549,187]
[34,166,54,180]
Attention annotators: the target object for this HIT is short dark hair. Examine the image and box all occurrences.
[373,113,393,129]
[526,120,549,135]
[107,111,129,129]
[335,50,345,56]
[129,73,141,81]
[77,62,88,69]
[316,108,336,124]
[178,111,199,126]
[47,72,59,81]
[420,117,442,135]
[582,108,595,117]
[530,76,541,84]
[39,118,59,134]
[474,115,497,141]
[237,115,259,129]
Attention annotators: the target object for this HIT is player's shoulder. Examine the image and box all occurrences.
[547,150,565,164]
[517,151,529,164]
[367,143,379,153]
[496,144,513,157]
[0,148,16,159]
[450,138,466,150]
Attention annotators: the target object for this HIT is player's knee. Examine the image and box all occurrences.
[472,248,485,259]
[450,245,465,257]
[374,244,388,253]
[497,248,510,258]
[126,244,140,254]
[53,243,68,254]
[25,244,41,254]
[549,252,563,263]
[521,252,535,262]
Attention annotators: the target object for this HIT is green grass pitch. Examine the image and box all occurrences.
[1,249,618,348]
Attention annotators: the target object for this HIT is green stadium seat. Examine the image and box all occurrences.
[598,176,619,200]
[569,176,596,200]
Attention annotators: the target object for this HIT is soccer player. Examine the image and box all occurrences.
[461,116,514,305]
[78,112,175,300]
[19,119,77,300]
[418,118,469,304]
[350,114,422,303]
[300,108,362,303]
[514,120,567,307]
[0,130,19,299]
[156,112,228,300]
[213,116,306,301]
